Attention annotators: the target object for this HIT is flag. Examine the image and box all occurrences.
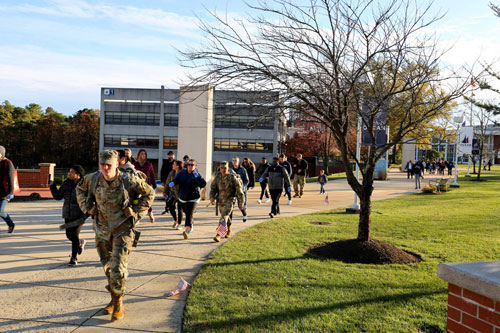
[471,79,476,88]
[216,220,228,236]
[166,278,190,297]
[323,195,329,205]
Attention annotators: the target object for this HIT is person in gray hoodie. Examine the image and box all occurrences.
[259,157,291,218]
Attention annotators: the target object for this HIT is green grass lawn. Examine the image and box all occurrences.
[183,169,500,332]
[307,172,347,183]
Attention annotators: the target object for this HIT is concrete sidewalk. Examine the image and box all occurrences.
[0,170,416,332]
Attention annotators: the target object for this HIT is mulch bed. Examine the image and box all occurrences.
[308,239,422,265]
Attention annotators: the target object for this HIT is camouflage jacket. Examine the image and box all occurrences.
[76,170,155,229]
[210,169,244,206]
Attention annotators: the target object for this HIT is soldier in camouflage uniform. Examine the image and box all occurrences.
[76,150,154,322]
[210,161,244,242]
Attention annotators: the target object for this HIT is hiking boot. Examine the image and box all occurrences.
[225,226,232,238]
[293,193,300,198]
[111,294,124,322]
[78,239,86,255]
[213,234,221,242]
[68,258,78,266]
[7,225,14,235]
[148,211,155,223]
[103,294,114,315]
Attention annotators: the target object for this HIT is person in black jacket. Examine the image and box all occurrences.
[260,157,291,218]
[255,157,270,203]
[169,159,207,239]
[160,151,175,187]
[292,153,308,198]
[50,165,88,266]
[279,154,293,204]
[0,146,16,235]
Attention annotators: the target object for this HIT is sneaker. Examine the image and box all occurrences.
[78,239,86,255]
[7,225,14,235]
[161,210,168,215]
[269,213,274,218]
[265,198,270,203]
[68,258,78,266]
[288,200,292,205]
[257,199,262,204]
[172,222,178,229]
[243,216,247,223]
[175,224,181,230]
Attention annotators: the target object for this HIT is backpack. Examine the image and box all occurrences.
[2,159,21,195]
[88,169,149,224]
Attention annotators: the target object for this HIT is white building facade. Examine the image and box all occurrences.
[100,86,285,178]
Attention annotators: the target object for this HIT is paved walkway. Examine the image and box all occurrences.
[0,170,418,332]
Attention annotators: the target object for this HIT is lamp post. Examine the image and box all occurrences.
[451,115,464,188]
[346,115,361,213]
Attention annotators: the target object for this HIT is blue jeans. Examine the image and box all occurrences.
[320,183,325,194]
[0,199,14,227]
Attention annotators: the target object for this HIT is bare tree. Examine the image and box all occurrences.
[180,0,469,242]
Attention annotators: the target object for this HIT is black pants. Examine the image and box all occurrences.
[180,201,198,228]
[65,218,83,260]
[269,189,282,215]
[283,185,292,200]
[259,181,269,200]
[168,200,183,224]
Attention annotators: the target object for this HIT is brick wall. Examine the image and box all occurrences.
[447,283,500,332]
[17,163,55,188]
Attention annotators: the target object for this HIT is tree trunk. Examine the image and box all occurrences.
[357,173,375,242]
[323,155,330,175]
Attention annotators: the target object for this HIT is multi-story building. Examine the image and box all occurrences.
[100,86,285,178]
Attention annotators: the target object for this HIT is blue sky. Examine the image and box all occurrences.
[1,0,499,115]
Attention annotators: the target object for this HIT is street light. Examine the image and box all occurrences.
[450,115,464,188]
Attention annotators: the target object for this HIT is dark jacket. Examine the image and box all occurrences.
[245,166,255,188]
[233,166,249,190]
[134,149,156,188]
[160,158,175,184]
[172,169,207,201]
[279,161,292,178]
[256,162,270,180]
[292,159,308,176]
[0,158,15,198]
[50,179,85,219]
[261,164,291,190]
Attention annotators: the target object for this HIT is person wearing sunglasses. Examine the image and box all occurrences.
[169,159,207,239]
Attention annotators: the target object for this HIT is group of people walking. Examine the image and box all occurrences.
[1,147,311,322]
[405,159,455,189]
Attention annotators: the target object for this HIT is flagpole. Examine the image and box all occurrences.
[466,88,473,177]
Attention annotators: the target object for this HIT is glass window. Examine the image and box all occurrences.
[214,138,273,152]
[104,135,159,148]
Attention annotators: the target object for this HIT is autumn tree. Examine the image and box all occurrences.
[181,0,469,254]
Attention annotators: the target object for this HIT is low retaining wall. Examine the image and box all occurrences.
[17,163,55,188]
[438,261,500,332]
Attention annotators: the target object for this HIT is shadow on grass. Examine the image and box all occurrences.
[184,289,444,331]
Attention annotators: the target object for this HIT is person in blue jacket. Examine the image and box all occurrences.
[169,159,207,239]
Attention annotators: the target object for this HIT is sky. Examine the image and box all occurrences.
[1,0,499,115]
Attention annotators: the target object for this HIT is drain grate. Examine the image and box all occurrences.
[309,221,332,226]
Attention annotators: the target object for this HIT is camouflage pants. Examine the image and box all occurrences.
[293,175,305,195]
[95,219,134,295]
[218,199,235,227]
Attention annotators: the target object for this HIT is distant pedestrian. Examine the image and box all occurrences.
[160,151,175,189]
[182,155,190,169]
[165,160,183,229]
[0,146,16,235]
[260,157,291,218]
[242,157,256,191]
[134,149,157,223]
[210,161,244,242]
[414,161,423,189]
[488,158,492,171]
[169,159,207,239]
[231,156,249,222]
[405,160,413,179]
[124,148,135,164]
[255,157,270,203]
[318,169,328,194]
[292,153,308,198]
[279,154,293,204]
[49,165,88,266]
